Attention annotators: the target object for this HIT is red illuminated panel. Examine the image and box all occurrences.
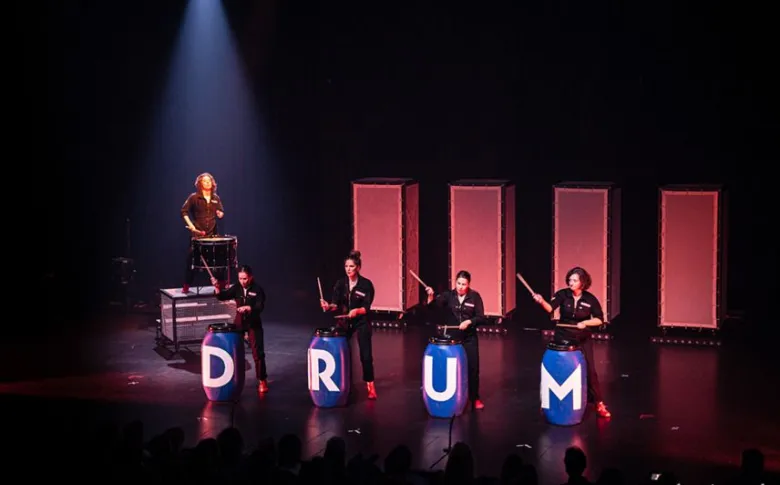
[449,180,515,317]
[352,179,419,312]
[659,187,724,329]
[552,183,621,323]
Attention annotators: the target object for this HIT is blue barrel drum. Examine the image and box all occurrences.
[308,327,351,408]
[201,323,246,402]
[422,335,469,418]
[540,341,588,426]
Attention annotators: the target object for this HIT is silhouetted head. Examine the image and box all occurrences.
[564,446,587,477]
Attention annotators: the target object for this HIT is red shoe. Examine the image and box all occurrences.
[366,382,377,399]
[473,399,485,410]
[596,401,611,418]
[258,380,269,393]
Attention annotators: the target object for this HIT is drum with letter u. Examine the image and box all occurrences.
[422,335,469,418]
[192,235,238,271]
[540,341,588,426]
[308,327,351,408]
[201,323,246,402]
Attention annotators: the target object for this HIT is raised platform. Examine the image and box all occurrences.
[157,286,237,353]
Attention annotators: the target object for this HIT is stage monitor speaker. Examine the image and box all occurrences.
[552,182,621,323]
[449,180,516,318]
[659,185,727,330]
[352,178,419,312]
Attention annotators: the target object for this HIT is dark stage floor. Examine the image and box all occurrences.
[3,310,779,484]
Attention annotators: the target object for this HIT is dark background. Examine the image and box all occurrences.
[21,1,776,335]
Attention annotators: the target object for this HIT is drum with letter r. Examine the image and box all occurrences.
[201,323,246,402]
[422,335,469,418]
[308,327,351,408]
[193,235,238,271]
[540,341,588,426]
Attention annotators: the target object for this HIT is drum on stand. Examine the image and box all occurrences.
[192,235,238,281]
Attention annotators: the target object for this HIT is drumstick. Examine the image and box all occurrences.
[317,277,324,300]
[516,273,536,296]
[200,254,215,280]
[409,269,428,288]
[333,314,350,319]
[555,323,579,328]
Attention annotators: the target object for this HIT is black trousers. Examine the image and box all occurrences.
[245,325,267,381]
[554,328,604,404]
[346,323,374,382]
[577,333,602,404]
[462,336,480,401]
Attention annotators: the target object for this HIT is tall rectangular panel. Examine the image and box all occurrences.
[659,186,726,329]
[352,178,419,312]
[449,180,516,317]
[552,182,621,323]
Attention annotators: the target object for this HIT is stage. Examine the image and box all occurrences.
[2,309,778,484]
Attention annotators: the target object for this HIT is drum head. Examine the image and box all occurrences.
[314,327,346,337]
[197,236,235,244]
[430,335,461,345]
[547,340,579,351]
[208,323,239,333]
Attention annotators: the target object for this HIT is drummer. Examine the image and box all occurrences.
[532,266,611,418]
[181,172,224,293]
[424,270,487,410]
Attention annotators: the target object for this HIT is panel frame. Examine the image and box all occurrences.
[351,178,420,312]
[551,181,621,324]
[657,184,727,330]
[448,179,516,318]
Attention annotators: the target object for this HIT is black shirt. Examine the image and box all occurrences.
[330,275,375,329]
[215,280,266,329]
[428,289,486,341]
[549,288,604,341]
[181,192,224,235]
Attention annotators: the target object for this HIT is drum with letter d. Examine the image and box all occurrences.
[422,335,469,418]
[540,341,587,426]
[308,327,351,408]
[201,323,246,402]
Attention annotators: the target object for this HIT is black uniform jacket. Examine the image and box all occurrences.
[216,280,266,329]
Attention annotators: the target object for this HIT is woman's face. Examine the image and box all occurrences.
[455,277,470,296]
[568,273,582,291]
[344,259,359,277]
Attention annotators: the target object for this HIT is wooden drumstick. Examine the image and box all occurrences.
[333,314,350,319]
[409,269,428,288]
[317,277,324,300]
[555,323,579,328]
[516,273,536,296]
[200,254,215,280]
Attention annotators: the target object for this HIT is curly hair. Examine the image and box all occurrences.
[194,172,217,192]
[565,267,592,290]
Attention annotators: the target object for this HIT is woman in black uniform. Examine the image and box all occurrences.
[532,266,611,418]
[425,270,487,410]
[320,250,377,399]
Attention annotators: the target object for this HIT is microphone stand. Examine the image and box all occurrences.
[428,414,457,469]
